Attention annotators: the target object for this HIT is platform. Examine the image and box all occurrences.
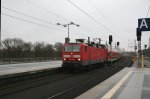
[0,61,62,78]
[76,58,150,99]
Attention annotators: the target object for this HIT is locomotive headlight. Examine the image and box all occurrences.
[64,58,66,61]
[77,58,80,61]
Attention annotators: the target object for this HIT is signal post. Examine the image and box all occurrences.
[137,18,150,68]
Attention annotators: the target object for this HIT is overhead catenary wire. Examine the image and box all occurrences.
[2,0,109,43]
[1,12,66,32]
[25,0,102,40]
[1,7,95,39]
[67,0,128,46]
[26,0,69,22]
[66,0,129,47]
[26,0,98,38]
[66,0,113,34]
[1,12,96,41]
[2,6,56,26]
[88,0,112,25]
[88,0,129,41]
[2,6,69,31]
[2,6,81,34]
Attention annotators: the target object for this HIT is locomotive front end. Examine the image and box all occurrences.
[62,43,82,69]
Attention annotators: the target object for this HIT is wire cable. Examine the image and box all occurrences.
[26,0,69,22]
[66,0,113,34]
[88,0,111,24]
[2,1,108,44]
[25,0,102,39]
[66,0,129,47]
[1,12,66,32]
[2,6,55,26]
[88,0,129,41]
[2,12,96,40]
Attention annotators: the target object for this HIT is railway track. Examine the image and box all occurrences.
[0,70,74,97]
[0,56,132,99]
[47,56,132,99]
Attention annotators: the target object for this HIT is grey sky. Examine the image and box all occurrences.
[1,0,150,51]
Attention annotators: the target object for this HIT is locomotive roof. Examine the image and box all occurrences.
[64,43,107,49]
[64,43,88,46]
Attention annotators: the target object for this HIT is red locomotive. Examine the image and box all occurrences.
[62,38,121,69]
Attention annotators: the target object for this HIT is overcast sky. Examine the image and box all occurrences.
[1,0,150,51]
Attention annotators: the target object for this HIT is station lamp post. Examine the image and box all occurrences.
[57,22,79,42]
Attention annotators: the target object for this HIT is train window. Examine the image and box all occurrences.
[65,46,72,52]
[85,46,87,52]
[65,45,80,52]
[73,45,80,52]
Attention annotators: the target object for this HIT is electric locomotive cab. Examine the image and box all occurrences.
[62,43,82,68]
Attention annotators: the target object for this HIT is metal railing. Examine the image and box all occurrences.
[0,57,61,64]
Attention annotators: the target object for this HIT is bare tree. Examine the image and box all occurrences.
[33,42,45,57]
[2,38,24,58]
[22,42,32,58]
[1,38,63,60]
[44,44,54,57]
[54,42,63,57]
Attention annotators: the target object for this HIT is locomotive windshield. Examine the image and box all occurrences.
[65,45,80,52]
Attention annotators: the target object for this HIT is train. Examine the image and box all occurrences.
[62,38,121,70]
